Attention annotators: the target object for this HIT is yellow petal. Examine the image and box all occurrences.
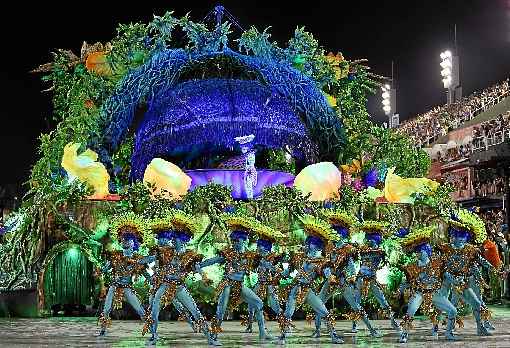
[384,167,438,204]
[61,142,110,199]
[143,158,191,199]
[294,162,342,201]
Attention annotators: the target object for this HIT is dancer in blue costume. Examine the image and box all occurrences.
[438,209,505,336]
[97,213,153,336]
[245,224,285,334]
[354,220,400,332]
[313,210,382,338]
[147,228,197,334]
[197,214,272,341]
[277,214,344,345]
[395,226,458,343]
[144,211,221,346]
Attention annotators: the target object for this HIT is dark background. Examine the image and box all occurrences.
[1,0,509,194]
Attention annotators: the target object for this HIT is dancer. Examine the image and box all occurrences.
[147,224,197,334]
[355,220,400,332]
[438,209,503,336]
[97,213,152,336]
[278,214,343,345]
[395,226,458,343]
[144,211,221,346]
[313,209,382,338]
[197,214,272,341]
[451,238,504,332]
[245,224,285,333]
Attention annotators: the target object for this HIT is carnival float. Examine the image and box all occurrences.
[1,6,467,323]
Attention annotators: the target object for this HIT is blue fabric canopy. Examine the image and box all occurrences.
[95,49,345,175]
[132,78,315,179]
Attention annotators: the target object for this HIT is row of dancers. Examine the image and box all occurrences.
[96,207,506,345]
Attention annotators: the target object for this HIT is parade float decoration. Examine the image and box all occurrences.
[0,6,451,317]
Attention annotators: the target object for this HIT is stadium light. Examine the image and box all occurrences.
[381,84,393,115]
[440,50,453,89]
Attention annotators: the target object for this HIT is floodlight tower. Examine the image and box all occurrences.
[440,26,462,104]
[382,62,399,128]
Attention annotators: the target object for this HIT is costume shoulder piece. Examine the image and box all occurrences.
[158,246,175,264]
[109,250,123,267]
[436,243,451,254]
[290,251,305,268]
[219,247,236,260]
[358,244,384,255]
[463,243,480,258]
[181,250,203,270]
[339,244,357,259]
[109,250,124,257]
[404,263,421,281]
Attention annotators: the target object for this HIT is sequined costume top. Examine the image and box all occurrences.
[357,245,386,280]
[400,256,445,327]
[252,253,283,285]
[290,252,327,286]
[436,243,494,292]
[152,246,203,284]
[324,243,357,284]
[108,251,146,287]
[217,248,258,282]
[403,257,443,294]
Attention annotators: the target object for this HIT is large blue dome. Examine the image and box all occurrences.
[95,49,345,177]
[132,78,316,179]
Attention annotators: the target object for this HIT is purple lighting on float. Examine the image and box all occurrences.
[185,169,295,199]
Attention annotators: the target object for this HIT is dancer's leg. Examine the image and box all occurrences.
[241,285,271,340]
[98,285,116,336]
[399,293,423,343]
[432,292,458,340]
[306,291,343,344]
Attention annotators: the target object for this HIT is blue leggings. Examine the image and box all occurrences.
[247,283,281,323]
[216,283,267,338]
[102,285,145,319]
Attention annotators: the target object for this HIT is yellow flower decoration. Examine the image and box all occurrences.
[340,158,364,175]
[110,212,150,245]
[170,210,200,236]
[399,226,434,250]
[359,220,390,236]
[325,52,349,79]
[149,215,174,233]
[222,214,260,234]
[322,209,358,229]
[449,209,487,244]
[299,214,340,242]
[252,223,285,242]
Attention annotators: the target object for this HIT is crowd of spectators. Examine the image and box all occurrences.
[473,168,507,198]
[471,111,510,151]
[398,79,509,146]
[431,111,510,163]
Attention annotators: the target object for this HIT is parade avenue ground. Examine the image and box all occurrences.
[1,305,510,347]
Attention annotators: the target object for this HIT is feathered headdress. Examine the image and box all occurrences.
[110,212,150,245]
[298,214,340,242]
[398,225,434,250]
[322,209,358,229]
[170,210,200,236]
[359,220,390,236]
[222,213,259,234]
[449,209,487,244]
[252,223,285,242]
[149,215,174,234]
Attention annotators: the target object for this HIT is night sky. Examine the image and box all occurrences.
[1,0,509,193]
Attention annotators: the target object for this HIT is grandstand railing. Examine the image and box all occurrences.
[472,129,510,152]
[418,89,510,148]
